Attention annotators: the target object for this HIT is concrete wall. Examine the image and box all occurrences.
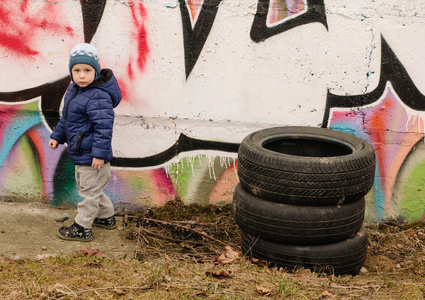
[1,0,425,222]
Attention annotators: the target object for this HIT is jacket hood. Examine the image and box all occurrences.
[89,68,122,108]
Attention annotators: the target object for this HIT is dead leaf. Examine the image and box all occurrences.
[215,245,242,265]
[179,242,194,249]
[74,247,105,258]
[251,257,270,267]
[113,287,126,295]
[256,284,273,296]
[321,290,332,297]
[205,270,232,278]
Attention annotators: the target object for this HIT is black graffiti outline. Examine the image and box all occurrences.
[179,0,222,79]
[0,76,70,131]
[80,0,107,44]
[322,35,425,127]
[250,0,328,43]
[111,133,239,167]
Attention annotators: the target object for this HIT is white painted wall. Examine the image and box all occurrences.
[2,0,425,221]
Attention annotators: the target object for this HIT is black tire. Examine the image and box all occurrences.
[238,126,376,206]
[241,227,368,276]
[233,184,365,245]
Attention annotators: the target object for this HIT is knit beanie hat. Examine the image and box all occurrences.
[69,43,101,79]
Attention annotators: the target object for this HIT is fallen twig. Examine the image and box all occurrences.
[124,214,231,247]
[135,227,205,246]
[52,285,152,296]
[140,217,230,247]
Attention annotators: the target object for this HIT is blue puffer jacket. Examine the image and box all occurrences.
[50,69,122,165]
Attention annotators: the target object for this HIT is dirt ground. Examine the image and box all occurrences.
[1,199,425,299]
[0,201,138,260]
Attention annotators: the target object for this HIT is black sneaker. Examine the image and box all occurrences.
[93,216,117,230]
[58,222,93,242]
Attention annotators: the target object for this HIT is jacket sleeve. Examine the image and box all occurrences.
[87,91,114,160]
[50,115,67,144]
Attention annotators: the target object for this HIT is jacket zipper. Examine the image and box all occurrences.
[76,132,84,155]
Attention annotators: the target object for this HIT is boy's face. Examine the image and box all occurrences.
[71,63,96,88]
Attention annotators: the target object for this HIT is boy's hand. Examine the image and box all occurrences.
[92,157,104,170]
[49,139,59,150]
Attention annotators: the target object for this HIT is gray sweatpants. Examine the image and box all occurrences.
[74,162,114,229]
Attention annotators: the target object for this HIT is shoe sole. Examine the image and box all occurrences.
[57,232,93,242]
[92,223,117,230]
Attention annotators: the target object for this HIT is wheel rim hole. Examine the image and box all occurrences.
[263,138,352,157]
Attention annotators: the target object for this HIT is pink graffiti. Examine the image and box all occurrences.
[286,0,305,16]
[209,161,238,204]
[26,128,48,199]
[268,0,305,24]
[330,84,424,217]
[152,168,177,199]
[0,106,19,143]
[25,126,65,202]
[106,169,176,206]
[0,1,73,57]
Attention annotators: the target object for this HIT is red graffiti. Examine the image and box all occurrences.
[128,2,150,75]
[0,1,73,57]
[188,0,203,22]
[127,61,134,80]
[369,97,390,192]
[117,79,129,103]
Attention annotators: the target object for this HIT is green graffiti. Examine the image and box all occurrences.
[129,176,145,191]
[3,135,43,199]
[400,160,425,222]
[52,151,79,207]
[167,155,235,204]
[167,157,196,199]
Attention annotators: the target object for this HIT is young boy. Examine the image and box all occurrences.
[49,43,122,242]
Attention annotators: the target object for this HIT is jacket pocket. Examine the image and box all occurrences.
[76,132,84,155]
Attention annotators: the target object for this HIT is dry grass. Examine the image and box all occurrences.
[1,201,425,299]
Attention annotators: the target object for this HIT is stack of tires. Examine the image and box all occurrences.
[233,126,376,276]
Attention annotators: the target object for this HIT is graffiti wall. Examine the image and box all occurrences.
[1,0,425,222]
